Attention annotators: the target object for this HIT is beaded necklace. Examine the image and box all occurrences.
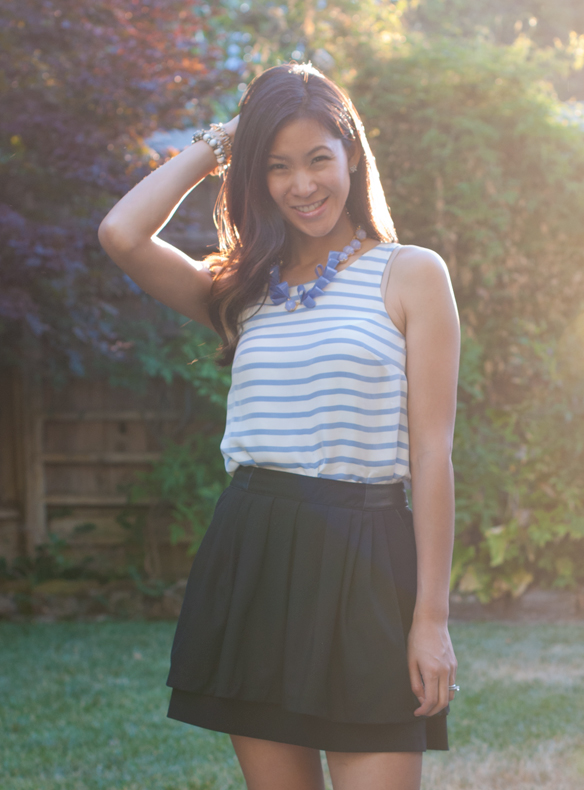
[268,227,367,312]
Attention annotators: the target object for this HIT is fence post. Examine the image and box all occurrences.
[17,365,47,555]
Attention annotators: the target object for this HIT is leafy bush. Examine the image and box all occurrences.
[118,32,584,595]
[117,323,231,553]
[126,432,230,552]
[352,36,584,600]
[0,0,233,375]
[0,529,102,586]
[6,1,583,598]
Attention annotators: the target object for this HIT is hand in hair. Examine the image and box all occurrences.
[223,115,239,143]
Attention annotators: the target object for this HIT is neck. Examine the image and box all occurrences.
[284,214,356,272]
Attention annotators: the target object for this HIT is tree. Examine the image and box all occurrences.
[104,2,584,584]
[406,0,584,99]
[207,0,405,86]
[5,0,583,593]
[352,36,584,598]
[0,0,234,375]
[407,0,584,46]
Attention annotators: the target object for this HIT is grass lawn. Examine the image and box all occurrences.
[1,621,583,789]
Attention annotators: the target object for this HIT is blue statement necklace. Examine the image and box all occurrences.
[268,227,367,312]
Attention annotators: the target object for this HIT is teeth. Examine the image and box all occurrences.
[295,199,325,213]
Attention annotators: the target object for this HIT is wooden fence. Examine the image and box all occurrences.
[1,181,222,580]
[0,366,201,580]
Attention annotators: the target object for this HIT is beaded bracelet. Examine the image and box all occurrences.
[192,123,232,176]
[210,123,233,162]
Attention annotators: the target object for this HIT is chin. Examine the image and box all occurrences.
[287,213,344,238]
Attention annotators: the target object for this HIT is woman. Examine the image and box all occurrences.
[99,62,460,790]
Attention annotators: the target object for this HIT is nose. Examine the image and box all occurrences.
[290,167,317,199]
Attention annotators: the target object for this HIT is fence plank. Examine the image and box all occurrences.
[45,495,155,506]
[43,452,162,464]
[19,367,47,553]
[44,411,182,421]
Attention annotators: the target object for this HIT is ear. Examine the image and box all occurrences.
[347,141,361,172]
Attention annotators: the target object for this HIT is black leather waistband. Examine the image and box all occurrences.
[231,465,408,511]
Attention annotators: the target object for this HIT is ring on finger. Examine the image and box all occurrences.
[448,684,460,692]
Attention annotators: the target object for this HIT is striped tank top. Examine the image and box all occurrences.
[220,242,410,485]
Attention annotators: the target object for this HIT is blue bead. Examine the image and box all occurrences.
[270,230,365,310]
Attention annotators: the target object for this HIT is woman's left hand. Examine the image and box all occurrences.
[407,616,458,717]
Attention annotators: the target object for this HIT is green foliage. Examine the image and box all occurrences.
[208,0,406,92]
[407,0,584,54]
[0,531,101,585]
[0,0,233,375]
[108,314,231,554]
[127,432,230,553]
[114,10,584,596]
[103,306,231,407]
[6,1,583,598]
[352,35,584,600]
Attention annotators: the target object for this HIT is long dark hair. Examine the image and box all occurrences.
[207,62,397,366]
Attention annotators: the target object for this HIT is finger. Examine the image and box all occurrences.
[436,670,451,713]
[408,662,425,705]
[423,673,447,717]
[414,673,439,717]
[448,665,458,702]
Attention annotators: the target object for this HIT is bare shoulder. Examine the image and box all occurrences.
[392,244,451,288]
[392,244,456,310]
[383,244,456,334]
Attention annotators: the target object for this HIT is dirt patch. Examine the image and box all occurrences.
[0,578,187,621]
[422,740,584,790]
[1,582,583,623]
[449,588,584,623]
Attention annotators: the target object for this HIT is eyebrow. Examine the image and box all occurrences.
[267,145,334,160]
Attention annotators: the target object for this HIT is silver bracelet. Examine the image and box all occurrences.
[192,127,231,176]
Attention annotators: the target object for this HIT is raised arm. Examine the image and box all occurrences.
[384,244,460,718]
[98,117,239,331]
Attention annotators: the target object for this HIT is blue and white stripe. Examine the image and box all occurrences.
[220,243,410,484]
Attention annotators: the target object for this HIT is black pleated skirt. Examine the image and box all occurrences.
[167,465,448,752]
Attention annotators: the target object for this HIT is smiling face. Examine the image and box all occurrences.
[266,116,359,241]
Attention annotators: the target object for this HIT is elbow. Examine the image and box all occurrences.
[98,216,142,257]
[98,216,117,254]
[409,443,453,472]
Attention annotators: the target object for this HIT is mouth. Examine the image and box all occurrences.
[292,197,328,216]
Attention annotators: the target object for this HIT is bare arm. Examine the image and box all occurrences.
[384,244,460,717]
[98,117,239,331]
